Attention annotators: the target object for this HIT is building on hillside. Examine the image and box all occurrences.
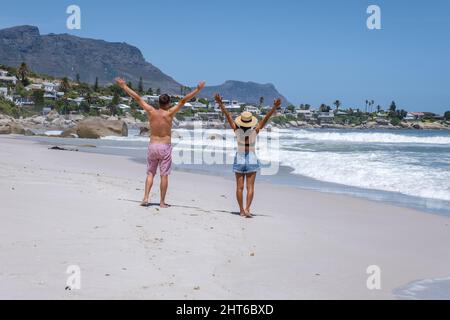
[14,97,34,107]
[409,112,436,120]
[68,97,85,106]
[191,101,208,109]
[404,113,416,122]
[0,87,8,98]
[0,70,17,85]
[245,105,261,115]
[142,95,160,104]
[99,95,113,102]
[26,83,43,91]
[317,112,335,123]
[43,82,59,93]
[214,99,241,113]
[44,93,57,100]
[296,109,313,120]
[118,104,131,112]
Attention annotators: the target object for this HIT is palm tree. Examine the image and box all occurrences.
[17,62,29,84]
[333,100,341,112]
[138,77,144,93]
[365,99,369,113]
[94,77,99,92]
[259,97,264,108]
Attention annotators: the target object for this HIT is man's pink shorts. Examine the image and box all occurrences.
[147,144,172,176]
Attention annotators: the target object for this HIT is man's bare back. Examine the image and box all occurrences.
[147,109,173,145]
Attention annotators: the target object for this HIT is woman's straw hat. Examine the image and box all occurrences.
[235,111,258,128]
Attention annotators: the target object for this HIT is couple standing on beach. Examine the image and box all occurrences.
[116,78,281,218]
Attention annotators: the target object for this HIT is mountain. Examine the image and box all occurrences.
[0,25,181,93]
[200,80,290,107]
[0,25,291,104]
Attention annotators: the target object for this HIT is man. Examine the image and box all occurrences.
[115,78,205,207]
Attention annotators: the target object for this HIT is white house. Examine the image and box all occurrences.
[404,112,417,122]
[214,99,241,112]
[43,82,59,93]
[296,109,313,120]
[26,83,43,91]
[0,74,18,85]
[317,112,335,123]
[118,104,131,112]
[99,95,113,102]
[245,105,261,115]
[0,87,8,98]
[142,95,160,104]
[191,101,208,109]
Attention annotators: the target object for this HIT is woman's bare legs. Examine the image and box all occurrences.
[245,172,256,216]
[235,173,246,216]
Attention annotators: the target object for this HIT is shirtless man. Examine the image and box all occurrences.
[115,78,205,207]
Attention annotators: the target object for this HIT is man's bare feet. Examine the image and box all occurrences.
[160,202,170,208]
[240,210,247,217]
[140,199,149,207]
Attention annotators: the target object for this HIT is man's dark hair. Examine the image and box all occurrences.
[159,94,171,108]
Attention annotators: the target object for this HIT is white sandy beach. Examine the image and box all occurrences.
[1,135,450,300]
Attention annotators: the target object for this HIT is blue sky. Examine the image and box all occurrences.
[1,0,449,113]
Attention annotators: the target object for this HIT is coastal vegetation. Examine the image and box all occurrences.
[0,63,449,131]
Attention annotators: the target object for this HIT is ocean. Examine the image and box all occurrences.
[27,128,450,216]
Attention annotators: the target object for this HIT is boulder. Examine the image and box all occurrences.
[60,127,78,138]
[31,116,46,125]
[46,110,60,122]
[0,121,26,135]
[0,125,11,134]
[9,122,25,135]
[71,117,128,139]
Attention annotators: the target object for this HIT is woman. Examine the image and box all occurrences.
[215,94,282,218]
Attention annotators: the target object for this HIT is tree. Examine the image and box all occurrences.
[109,91,120,116]
[60,77,70,92]
[156,88,161,95]
[319,104,330,112]
[147,87,153,95]
[138,77,144,93]
[259,97,264,107]
[32,90,45,109]
[287,105,296,113]
[17,62,30,85]
[333,100,341,111]
[94,77,99,92]
[376,105,381,113]
[445,111,450,121]
[389,101,397,112]
[76,73,80,83]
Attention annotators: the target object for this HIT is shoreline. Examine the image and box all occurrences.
[17,132,450,217]
[1,135,450,299]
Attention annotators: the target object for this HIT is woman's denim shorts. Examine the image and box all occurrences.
[233,152,261,174]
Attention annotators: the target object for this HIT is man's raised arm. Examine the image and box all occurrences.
[256,98,282,133]
[115,77,154,113]
[168,81,206,116]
